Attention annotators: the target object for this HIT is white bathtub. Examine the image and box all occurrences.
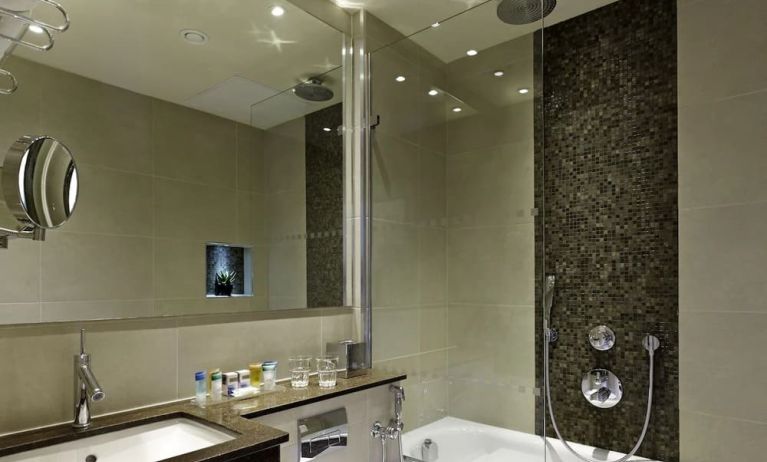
[402,417,658,462]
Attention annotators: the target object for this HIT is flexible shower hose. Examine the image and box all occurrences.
[544,328,656,462]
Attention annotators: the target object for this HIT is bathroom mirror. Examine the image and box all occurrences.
[1,135,78,229]
[0,0,351,324]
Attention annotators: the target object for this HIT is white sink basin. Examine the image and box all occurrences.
[0,418,236,462]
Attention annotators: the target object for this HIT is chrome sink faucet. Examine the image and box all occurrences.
[73,329,105,429]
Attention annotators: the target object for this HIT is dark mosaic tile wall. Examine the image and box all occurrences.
[533,1,679,460]
[206,245,246,295]
[305,103,344,308]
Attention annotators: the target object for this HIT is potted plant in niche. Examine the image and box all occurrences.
[214,270,237,296]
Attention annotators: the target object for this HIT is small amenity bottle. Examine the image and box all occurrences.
[195,371,207,405]
[210,370,223,401]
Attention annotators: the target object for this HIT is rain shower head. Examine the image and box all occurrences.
[497,0,557,25]
[293,78,334,102]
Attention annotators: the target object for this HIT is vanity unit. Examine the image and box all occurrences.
[0,371,405,462]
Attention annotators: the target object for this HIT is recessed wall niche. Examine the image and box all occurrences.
[205,243,253,297]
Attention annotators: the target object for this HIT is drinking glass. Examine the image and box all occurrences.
[289,356,312,388]
[316,355,339,388]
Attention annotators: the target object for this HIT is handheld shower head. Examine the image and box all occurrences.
[544,274,556,322]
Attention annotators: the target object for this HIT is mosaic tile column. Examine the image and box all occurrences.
[534,1,679,460]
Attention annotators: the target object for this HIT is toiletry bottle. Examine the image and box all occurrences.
[223,372,239,397]
[210,370,223,401]
[237,369,251,389]
[249,363,262,387]
[262,361,278,390]
[195,371,207,404]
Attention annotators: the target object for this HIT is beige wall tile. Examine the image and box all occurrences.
[447,141,533,228]
[680,410,766,462]
[236,124,265,193]
[680,312,766,422]
[419,305,447,351]
[0,328,75,433]
[446,101,533,156]
[679,92,767,208]
[154,178,237,242]
[447,304,534,386]
[41,232,153,302]
[41,66,153,174]
[267,191,306,240]
[372,306,419,361]
[678,0,767,105]
[268,242,307,308]
[372,133,419,224]
[448,379,535,433]
[0,239,40,303]
[0,303,40,324]
[264,118,305,193]
[87,323,178,414]
[0,58,41,161]
[154,239,205,299]
[447,224,534,306]
[321,312,354,347]
[66,165,154,236]
[418,227,446,306]
[372,221,418,308]
[418,149,446,226]
[680,203,767,312]
[153,100,236,188]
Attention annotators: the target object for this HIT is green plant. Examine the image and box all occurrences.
[215,270,237,286]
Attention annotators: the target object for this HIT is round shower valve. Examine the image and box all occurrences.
[588,325,616,351]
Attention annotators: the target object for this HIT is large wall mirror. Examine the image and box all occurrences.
[0,0,351,323]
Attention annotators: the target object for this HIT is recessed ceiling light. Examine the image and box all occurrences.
[452,107,462,113]
[180,29,208,45]
[431,22,440,28]
[271,5,285,17]
[395,75,406,82]
[493,70,504,77]
[427,89,439,96]
[518,87,530,94]
[466,49,478,57]
[28,24,44,34]
[323,127,332,132]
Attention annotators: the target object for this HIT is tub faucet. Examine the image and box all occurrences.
[73,329,105,429]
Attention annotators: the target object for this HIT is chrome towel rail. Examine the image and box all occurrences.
[0,0,70,94]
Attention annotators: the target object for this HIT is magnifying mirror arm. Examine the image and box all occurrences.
[0,224,45,247]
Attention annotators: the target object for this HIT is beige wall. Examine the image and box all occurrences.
[370,27,450,429]
[678,0,767,460]
[444,34,535,432]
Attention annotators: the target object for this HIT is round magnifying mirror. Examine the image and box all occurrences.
[2,135,78,229]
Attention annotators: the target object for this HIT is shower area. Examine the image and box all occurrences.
[370,0,682,461]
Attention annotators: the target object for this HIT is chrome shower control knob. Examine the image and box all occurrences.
[581,368,623,408]
[588,325,616,351]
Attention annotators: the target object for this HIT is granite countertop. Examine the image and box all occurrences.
[0,370,406,462]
